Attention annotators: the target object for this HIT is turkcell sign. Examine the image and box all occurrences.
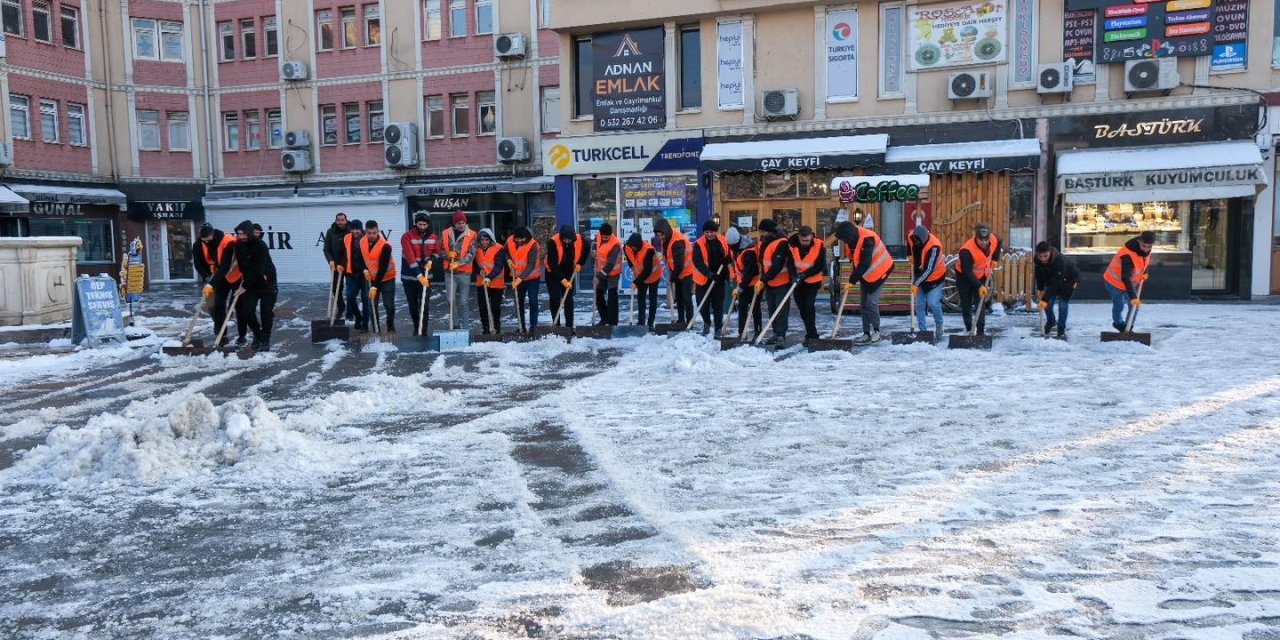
[542,131,705,176]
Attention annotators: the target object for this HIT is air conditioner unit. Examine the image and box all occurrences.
[948,71,991,100]
[284,130,311,149]
[281,150,312,173]
[383,122,419,167]
[1124,58,1179,93]
[1036,62,1074,94]
[497,137,530,164]
[761,89,800,119]
[0,142,12,167]
[495,33,526,59]
[281,61,310,81]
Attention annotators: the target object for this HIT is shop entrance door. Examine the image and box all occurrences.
[146,221,197,282]
[1191,201,1231,292]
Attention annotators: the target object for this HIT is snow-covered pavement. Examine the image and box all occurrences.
[1,286,1278,639]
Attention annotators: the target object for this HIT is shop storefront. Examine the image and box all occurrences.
[6,182,134,278]
[203,180,403,284]
[544,131,705,244]
[1049,105,1266,300]
[403,175,555,241]
[122,184,206,284]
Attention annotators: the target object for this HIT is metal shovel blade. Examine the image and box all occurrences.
[499,332,535,343]
[612,325,649,338]
[653,323,686,336]
[162,344,214,356]
[311,317,345,331]
[805,337,853,352]
[890,331,937,346]
[396,334,436,353]
[311,323,352,343]
[948,334,993,350]
[1100,331,1151,346]
[575,325,615,340]
[471,332,505,343]
[532,326,574,340]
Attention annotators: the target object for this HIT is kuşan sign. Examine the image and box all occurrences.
[592,28,666,132]
[1060,165,1263,193]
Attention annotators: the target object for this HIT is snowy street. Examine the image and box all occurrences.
[1,286,1279,639]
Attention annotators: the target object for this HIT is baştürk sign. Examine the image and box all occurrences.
[1059,166,1263,193]
[907,0,1008,71]
[592,28,666,133]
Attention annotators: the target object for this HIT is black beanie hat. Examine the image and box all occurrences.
[200,223,215,238]
[834,221,856,244]
[1139,230,1156,244]
[235,220,255,236]
[413,211,429,223]
[702,220,719,232]
[626,232,643,250]
[759,219,778,234]
[599,222,613,236]
[513,226,532,240]
[559,225,575,242]
[349,219,364,230]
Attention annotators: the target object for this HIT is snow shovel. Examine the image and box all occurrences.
[312,268,351,343]
[433,268,472,349]
[473,281,504,343]
[891,256,936,345]
[577,270,614,340]
[613,287,648,338]
[196,288,244,356]
[654,273,687,336]
[948,284,993,350]
[686,264,727,335]
[533,277,574,340]
[397,279,436,353]
[163,300,210,355]
[807,285,854,352]
[1101,281,1151,345]
[720,286,760,350]
[754,280,799,348]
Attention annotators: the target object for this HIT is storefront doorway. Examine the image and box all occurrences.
[1190,200,1231,292]
[146,221,197,282]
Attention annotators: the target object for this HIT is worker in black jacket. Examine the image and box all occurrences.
[546,225,589,328]
[1033,241,1080,338]
[754,219,796,345]
[691,220,732,336]
[954,224,1003,336]
[624,232,661,330]
[232,220,278,351]
[322,212,350,319]
[729,229,762,340]
[788,226,828,342]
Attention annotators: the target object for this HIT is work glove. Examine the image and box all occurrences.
[448,251,458,261]
[1130,298,1142,308]
[202,284,213,298]
[512,278,522,288]
[842,282,855,294]
[328,261,336,271]
[1037,300,1048,311]
[336,266,345,274]
[1140,273,1149,282]
[561,279,572,289]
[369,288,379,300]
[482,278,492,286]
[909,285,919,295]
[978,286,989,298]
[448,263,457,272]
[574,265,582,274]
[236,286,246,297]
[363,270,373,282]
[754,281,766,294]
[418,275,429,286]
[731,288,740,299]
[629,285,637,293]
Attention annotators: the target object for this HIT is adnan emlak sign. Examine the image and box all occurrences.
[592,27,666,133]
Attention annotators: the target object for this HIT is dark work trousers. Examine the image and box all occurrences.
[737,288,763,337]
[403,278,429,335]
[829,259,843,313]
[239,286,277,339]
[331,270,346,318]
[595,285,619,325]
[547,279,575,327]
[477,285,503,334]
[695,279,726,334]
[795,280,822,339]
[635,283,659,327]
[764,284,792,340]
[516,280,540,331]
[345,274,371,330]
[958,283,986,335]
[370,279,396,332]
[210,282,234,344]
[673,277,694,324]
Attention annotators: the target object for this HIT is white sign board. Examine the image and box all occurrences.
[717,21,744,109]
[826,8,859,99]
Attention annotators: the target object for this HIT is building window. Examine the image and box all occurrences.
[477,91,496,135]
[321,104,338,145]
[679,26,701,110]
[219,22,234,60]
[39,100,58,143]
[264,17,278,57]
[59,6,77,48]
[222,112,239,151]
[30,219,115,264]
[167,111,189,150]
[449,0,465,38]
[340,7,357,48]
[240,19,256,59]
[540,0,550,28]
[133,18,157,58]
[33,0,50,42]
[451,94,470,136]
[368,100,384,142]
[160,21,183,61]
[267,109,282,148]
[2,0,21,37]
[138,110,160,150]
[364,5,380,46]
[475,0,493,35]
[424,0,441,41]
[343,103,361,144]
[67,103,86,146]
[426,96,444,138]
[245,110,262,150]
[541,86,560,132]
[9,95,29,139]
[317,10,333,51]
[573,36,592,118]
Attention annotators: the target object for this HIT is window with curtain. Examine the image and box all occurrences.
[39,100,58,143]
[451,94,470,136]
[245,110,262,150]
[344,103,361,144]
[321,104,338,144]
[240,19,256,58]
[138,110,161,150]
[368,100,384,142]
[341,8,357,48]
[68,104,86,146]
[10,95,30,139]
[222,112,239,151]
[317,10,333,50]
[477,91,496,135]
[167,112,189,150]
[423,0,441,40]
[364,5,380,46]
[426,96,444,137]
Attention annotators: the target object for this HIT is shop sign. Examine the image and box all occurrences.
[1210,0,1247,72]
[1059,165,1262,193]
[543,132,703,176]
[592,27,666,132]
[884,155,1039,174]
[1065,0,1215,62]
[72,275,126,347]
[1093,117,1204,139]
[1063,8,1097,84]
[907,0,1008,71]
[621,176,686,209]
[837,179,922,204]
[1049,105,1258,146]
[133,201,199,220]
[716,21,744,109]
[31,202,84,216]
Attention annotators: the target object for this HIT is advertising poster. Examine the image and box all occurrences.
[1076,0,1216,62]
[1210,0,1247,72]
[826,8,859,99]
[621,176,687,210]
[1063,9,1097,83]
[592,28,666,132]
[717,21,744,109]
[907,0,1008,71]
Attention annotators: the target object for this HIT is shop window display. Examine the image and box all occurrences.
[1063,200,1190,253]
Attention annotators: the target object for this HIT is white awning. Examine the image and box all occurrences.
[9,183,127,207]
[699,134,889,172]
[1057,141,1267,204]
[884,138,1041,173]
[0,186,29,212]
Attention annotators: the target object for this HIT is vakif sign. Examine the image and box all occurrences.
[542,132,704,176]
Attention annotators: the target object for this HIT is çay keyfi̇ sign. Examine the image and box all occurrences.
[592,28,666,133]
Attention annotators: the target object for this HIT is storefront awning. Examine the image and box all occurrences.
[883,138,1041,174]
[1057,141,1267,204]
[699,134,889,173]
[403,176,555,197]
[204,182,402,209]
[10,183,127,207]
[0,186,29,213]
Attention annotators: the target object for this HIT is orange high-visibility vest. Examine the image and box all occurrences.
[202,234,241,284]
[734,245,759,287]
[691,234,729,286]
[1104,244,1149,291]
[848,227,893,284]
[913,234,946,285]
[664,229,695,279]
[443,227,476,274]
[761,237,791,287]
[955,236,998,281]
[474,243,505,289]
[548,233,583,273]
[595,234,622,277]
[625,243,662,285]
[791,239,825,285]
[361,235,397,281]
[506,238,542,281]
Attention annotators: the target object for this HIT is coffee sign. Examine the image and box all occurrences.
[837,180,922,204]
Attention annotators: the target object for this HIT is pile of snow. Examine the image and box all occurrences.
[4,394,334,486]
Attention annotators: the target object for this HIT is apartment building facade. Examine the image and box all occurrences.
[548,0,1277,299]
[0,0,560,283]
